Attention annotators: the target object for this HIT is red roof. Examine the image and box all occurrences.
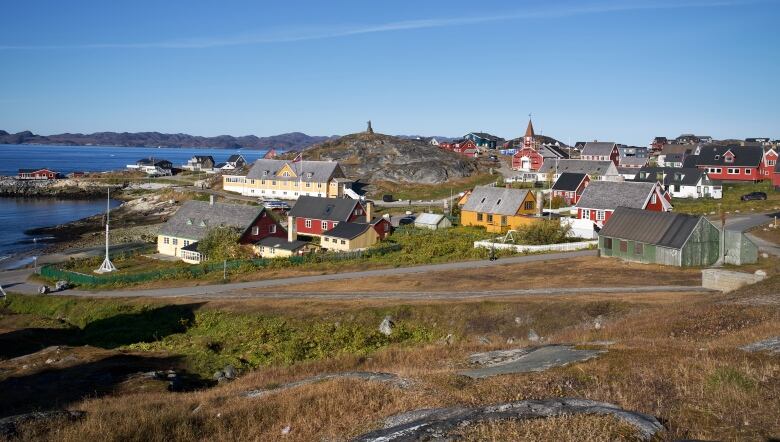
[524,119,535,138]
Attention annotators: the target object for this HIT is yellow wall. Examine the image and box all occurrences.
[254,244,296,258]
[157,235,201,262]
[222,175,343,199]
[321,229,379,251]
[460,192,539,233]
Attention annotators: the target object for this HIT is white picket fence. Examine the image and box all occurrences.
[474,239,598,253]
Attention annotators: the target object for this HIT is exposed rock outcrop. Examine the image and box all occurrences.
[0,178,120,198]
[296,132,481,185]
[353,398,664,441]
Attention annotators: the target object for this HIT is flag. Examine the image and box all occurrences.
[292,153,302,163]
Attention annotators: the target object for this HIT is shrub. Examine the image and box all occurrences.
[517,219,571,245]
[197,226,253,262]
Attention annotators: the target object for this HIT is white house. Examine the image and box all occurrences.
[633,167,723,199]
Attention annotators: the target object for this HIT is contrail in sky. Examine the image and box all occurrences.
[0,0,760,50]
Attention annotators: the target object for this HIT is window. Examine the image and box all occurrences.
[305,219,312,228]
[323,237,329,242]
[727,168,738,175]
[634,242,643,255]
[596,210,605,221]
[651,193,657,204]
[356,209,362,216]
[322,221,328,230]
[604,238,612,249]
[341,240,346,245]
[318,183,322,188]
[163,237,170,244]
[272,180,276,185]
[524,201,534,210]
[172,238,178,246]
[619,240,627,253]
[501,216,507,226]
[486,214,494,223]
[477,213,483,221]
[768,159,776,166]
[745,169,751,175]
[269,225,276,234]
[199,221,207,227]
[384,223,390,231]
[261,180,265,185]
[306,182,311,188]
[186,219,193,225]
[582,209,591,219]
[724,155,734,163]
[282,171,290,177]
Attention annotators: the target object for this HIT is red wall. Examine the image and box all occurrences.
[698,166,760,181]
[239,210,287,244]
[372,218,393,240]
[512,149,544,170]
[294,203,365,236]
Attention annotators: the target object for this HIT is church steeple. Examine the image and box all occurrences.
[524,118,535,138]
[523,117,535,150]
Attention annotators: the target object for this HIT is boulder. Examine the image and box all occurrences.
[379,316,395,336]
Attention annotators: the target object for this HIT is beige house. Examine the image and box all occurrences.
[254,238,314,258]
[223,159,353,200]
[320,222,380,252]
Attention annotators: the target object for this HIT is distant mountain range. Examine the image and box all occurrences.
[0,130,338,151]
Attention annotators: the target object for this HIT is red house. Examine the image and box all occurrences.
[17,168,58,180]
[551,172,590,206]
[581,142,620,166]
[370,216,393,240]
[575,181,671,228]
[683,145,767,182]
[762,148,777,178]
[287,195,369,240]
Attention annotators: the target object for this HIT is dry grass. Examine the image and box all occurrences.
[4,278,780,441]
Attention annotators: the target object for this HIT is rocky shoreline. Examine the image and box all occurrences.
[0,177,121,199]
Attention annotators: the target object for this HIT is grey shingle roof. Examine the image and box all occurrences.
[461,186,531,216]
[581,142,616,157]
[288,196,360,221]
[575,181,657,211]
[634,167,711,186]
[619,157,648,167]
[552,173,588,191]
[538,159,618,176]
[159,200,264,241]
[599,207,706,249]
[684,145,763,168]
[256,237,309,251]
[323,222,371,239]
[246,159,344,183]
[415,213,446,226]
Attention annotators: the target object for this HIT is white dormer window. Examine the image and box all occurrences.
[322,220,328,230]
[282,171,290,177]
[186,219,193,225]
[714,155,720,160]
[199,220,207,227]
[724,155,734,163]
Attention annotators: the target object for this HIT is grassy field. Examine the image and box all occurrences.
[672,181,780,215]
[1,272,779,441]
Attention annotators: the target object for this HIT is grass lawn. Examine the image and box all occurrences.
[369,172,499,201]
[673,180,780,215]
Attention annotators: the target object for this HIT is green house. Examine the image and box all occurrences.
[598,207,720,267]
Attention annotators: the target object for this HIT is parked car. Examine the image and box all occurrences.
[382,194,394,202]
[741,192,767,201]
[398,216,416,226]
[262,200,291,210]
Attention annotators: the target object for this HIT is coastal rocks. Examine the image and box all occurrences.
[0,410,86,438]
[459,345,606,379]
[213,365,238,383]
[740,336,780,354]
[352,398,664,441]
[379,316,395,336]
[0,177,119,198]
[241,372,413,398]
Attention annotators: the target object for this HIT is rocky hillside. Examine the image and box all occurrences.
[0,130,336,150]
[295,132,481,184]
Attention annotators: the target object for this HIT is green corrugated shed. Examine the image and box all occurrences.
[598,207,720,267]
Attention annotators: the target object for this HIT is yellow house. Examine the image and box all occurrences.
[223,159,353,200]
[460,186,539,233]
[320,222,380,252]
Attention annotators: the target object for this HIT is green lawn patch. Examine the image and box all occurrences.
[673,181,779,215]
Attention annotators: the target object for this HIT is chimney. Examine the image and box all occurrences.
[288,215,296,242]
[536,191,544,216]
[209,195,215,206]
[365,201,373,223]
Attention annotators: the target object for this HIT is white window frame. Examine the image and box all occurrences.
[269,225,276,234]
[305,219,312,228]
[321,220,328,230]
[163,237,170,244]
[581,209,591,220]
[596,210,605,221]
[252,226,259,235]
[727,168,738,175]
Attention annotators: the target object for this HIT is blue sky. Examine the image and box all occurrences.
[1,0,778,145]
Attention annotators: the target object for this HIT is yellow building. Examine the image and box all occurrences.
[254,238,315,258]
[320,222,380,252]
[223,159,353,200]
[460,186,539,233]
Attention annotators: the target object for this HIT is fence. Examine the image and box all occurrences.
[473,239,598,253]
[40,243,403,286]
